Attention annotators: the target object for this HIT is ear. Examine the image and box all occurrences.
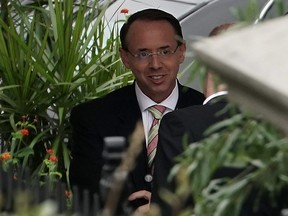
[119,48,131,69]
[178,42,186,63]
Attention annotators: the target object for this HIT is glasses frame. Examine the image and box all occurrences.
[126,45,180,60]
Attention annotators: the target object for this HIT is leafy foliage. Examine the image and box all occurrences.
[173,107,288,215]
[0,0,133,187]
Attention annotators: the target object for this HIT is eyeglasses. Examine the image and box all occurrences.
[126,45,179,61]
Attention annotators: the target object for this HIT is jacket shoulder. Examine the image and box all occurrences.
[70,84,135,117]
[178,85,205,107]
[74,85,134,107]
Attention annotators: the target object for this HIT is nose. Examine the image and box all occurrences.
[148,54,162,69]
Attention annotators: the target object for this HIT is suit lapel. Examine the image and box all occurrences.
[117,84,142,135]
[176,83,189,109]
[115,84,149,191]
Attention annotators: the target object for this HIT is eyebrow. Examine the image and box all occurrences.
[137,45,171,52]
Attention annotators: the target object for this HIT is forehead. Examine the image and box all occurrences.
[126,20,177,50]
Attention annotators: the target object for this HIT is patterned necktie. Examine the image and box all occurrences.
[147,105,166,171]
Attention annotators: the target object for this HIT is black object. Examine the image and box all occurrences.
[128,198,149,209]
[99,136,132,215]
[99,136,126,202]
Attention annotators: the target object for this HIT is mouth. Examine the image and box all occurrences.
[150,75,164,80]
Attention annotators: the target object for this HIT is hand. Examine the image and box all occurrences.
[128,190,151,214]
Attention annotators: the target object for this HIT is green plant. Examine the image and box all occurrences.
[0,0,133,188]
[172,109,288,216]
[1,116,38,170]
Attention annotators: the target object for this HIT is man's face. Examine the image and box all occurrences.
[120,20,186,103]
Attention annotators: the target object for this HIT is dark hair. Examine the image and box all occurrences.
[208,23,235,37]
[120,8,183,50]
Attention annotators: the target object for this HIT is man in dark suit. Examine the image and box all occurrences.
[69,8,205,213]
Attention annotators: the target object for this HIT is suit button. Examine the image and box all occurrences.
[144,174,153,182]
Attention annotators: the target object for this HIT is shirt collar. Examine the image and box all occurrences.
[135,81,179,112]
[203,91,228,105]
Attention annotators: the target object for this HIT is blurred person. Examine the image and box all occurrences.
[152,22,286,216]
[203,22,235,98]
[69,8,205,213]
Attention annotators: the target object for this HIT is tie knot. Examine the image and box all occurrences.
[148,105,166,120]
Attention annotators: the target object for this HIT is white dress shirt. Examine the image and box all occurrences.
[135,82,179,146]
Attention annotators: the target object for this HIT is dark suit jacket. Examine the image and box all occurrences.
[69,82,205,207]
[152,100,228,214]
[152,99,286,216]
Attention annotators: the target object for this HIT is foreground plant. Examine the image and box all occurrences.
[171,107,288,216]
